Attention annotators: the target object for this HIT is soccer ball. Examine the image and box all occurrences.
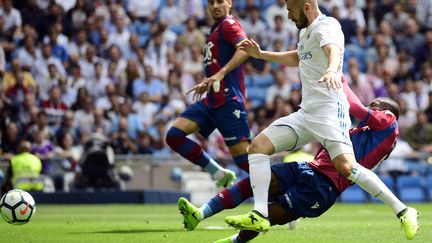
[0,189,36,225]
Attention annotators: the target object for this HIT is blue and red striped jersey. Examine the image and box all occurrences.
[309,109,398,193]
[202,16,247,108]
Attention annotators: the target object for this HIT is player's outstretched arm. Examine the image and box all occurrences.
[187,47,249,101]
[237,39,299,66]
[341,75,369,120]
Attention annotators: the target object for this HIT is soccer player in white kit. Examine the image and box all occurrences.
[225,0,419,238]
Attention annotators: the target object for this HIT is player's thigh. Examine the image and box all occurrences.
[176,101,215,137]
[332,153,357,177]
[268,202,294,226]
[215,99,251,147]
[228,141,249,157]
[306,106,354,160]
[261,111,313,153]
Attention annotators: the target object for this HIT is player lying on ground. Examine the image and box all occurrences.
[178,78,419,242]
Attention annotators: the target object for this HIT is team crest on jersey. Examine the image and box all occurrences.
[226,18,235,25]
[233,109,241,119]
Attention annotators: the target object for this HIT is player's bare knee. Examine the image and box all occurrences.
[247,134,275,155]
[332,154,356,177]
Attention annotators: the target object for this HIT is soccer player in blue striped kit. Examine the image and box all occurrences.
[166,0,250,187]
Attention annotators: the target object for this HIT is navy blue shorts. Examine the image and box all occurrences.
[271,162,339,220]
[180,99,250,146]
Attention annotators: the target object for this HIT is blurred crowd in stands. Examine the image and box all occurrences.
[0,0,431,179]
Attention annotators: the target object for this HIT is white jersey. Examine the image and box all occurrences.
[297,15,347,113]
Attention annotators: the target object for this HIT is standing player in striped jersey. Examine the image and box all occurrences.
[178,76,419,242]
[226,0,418,235]
[166,0,250,187]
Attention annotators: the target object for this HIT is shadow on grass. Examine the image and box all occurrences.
[70,228,207,234]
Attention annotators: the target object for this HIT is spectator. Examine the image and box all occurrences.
[383,2,409,33]
[240,6,267,43]
[3,59,36,103]
[406,111,432,153]
[126,0,159,22]
[132,65,166,102]
[266,70,291,108]
[132,92,158,129]
[1,122,21,156]
[73,96,94,134]
[136,132,154,154]
[31,129,54,174]
[68,28,89,59]
[179,0,204,21]
[107,17,130,54]
[178,17,205,48]
[54,132,82,171]
[41,86,68,126]
[91,109,111,136]
[265,15,291,51]
[344,58,375,105]
[0,0,22,38]
[159,0,186,26]
[86,62,110,100]
[111,99,144,141]
[78,44,104,80]
[55,111,79,145]
[34,43,66,99]
[395,18,425,57]
[16,35,40,72]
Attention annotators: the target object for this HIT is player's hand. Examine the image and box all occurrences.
[236,38,262,59]
[186,73,225,101]
[318,71,342,90]
[187,80,211,101]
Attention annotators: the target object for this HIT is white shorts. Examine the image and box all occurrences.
[262,103,353,160]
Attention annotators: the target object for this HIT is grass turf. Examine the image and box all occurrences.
[0,203,430,243]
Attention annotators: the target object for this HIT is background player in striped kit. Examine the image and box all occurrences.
[166,0,250,187]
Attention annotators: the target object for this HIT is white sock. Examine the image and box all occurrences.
[348,164,406,215]
[249,153,271,217]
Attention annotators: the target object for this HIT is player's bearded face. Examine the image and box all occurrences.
[208,0,231,21]
[294,9,308,29]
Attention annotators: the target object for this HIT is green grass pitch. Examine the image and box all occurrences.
[0,203,430,242]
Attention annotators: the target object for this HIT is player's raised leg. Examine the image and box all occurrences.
[333,153,419,239]
[166,116,235,187]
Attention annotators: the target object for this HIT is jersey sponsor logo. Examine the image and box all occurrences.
[310,202,320,209]
[224,136,238,141]
[233,109,241,119]
[299,51,312,60]
[284,193,293,209]
[204,41,217,67]
[298,44,312,60]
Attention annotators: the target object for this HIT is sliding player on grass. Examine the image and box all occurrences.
[178,77,419,242]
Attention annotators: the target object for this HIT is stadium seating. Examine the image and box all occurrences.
[427,175,432,201]
[340,184,368,203]
[396,175,426,203]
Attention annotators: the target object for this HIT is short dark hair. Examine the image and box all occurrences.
[369,97,400,120]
